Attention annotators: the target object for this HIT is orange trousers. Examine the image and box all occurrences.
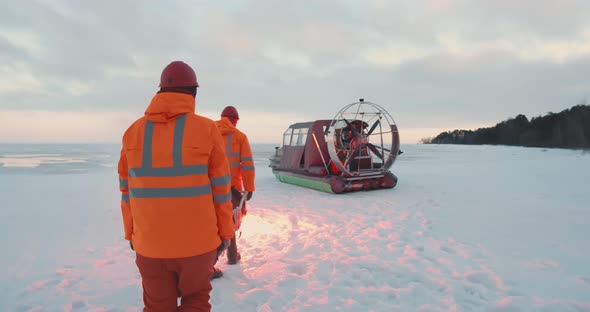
[135,250,217,311]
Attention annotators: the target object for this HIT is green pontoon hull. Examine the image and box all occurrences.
[272,170,397,194]
[274,172,336,193]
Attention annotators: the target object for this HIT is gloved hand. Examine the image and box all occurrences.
[129,241,134,251]
[231,187,242,202]
[241,205,248,216]
[246,191,253,201]
[216,239,231,258]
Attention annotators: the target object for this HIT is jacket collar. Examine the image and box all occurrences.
[145,92,195,122]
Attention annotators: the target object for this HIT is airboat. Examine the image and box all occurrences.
[269,99,400,193]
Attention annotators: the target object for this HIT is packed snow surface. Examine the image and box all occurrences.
[1,143,589,311]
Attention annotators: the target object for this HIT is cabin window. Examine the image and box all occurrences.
[294,128,308,146]
[283,128,293,146]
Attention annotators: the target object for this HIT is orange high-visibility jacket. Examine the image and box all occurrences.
[215,117,255,192]
[118,92,234,259]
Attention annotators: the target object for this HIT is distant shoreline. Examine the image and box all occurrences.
[423,104,590,149]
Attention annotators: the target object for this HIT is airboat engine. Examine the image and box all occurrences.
[269,99,400,193]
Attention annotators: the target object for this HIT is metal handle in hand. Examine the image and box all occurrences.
[234,191,248,218]
[238,191,248,208]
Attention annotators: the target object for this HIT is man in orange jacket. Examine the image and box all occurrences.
[212,106,256,278]
[118,61,234,311]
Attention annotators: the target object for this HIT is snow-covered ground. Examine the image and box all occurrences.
[1,143,589,311]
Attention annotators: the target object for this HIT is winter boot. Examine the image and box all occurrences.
[211,267,223,280]
[227,237,241,265]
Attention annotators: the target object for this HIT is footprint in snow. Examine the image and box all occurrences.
[441,246,455,254]
[288,263,308,276]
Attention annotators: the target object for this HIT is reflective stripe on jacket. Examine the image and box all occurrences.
[215,117,255,192]
[118,92,234,259]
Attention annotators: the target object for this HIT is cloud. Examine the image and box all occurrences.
[1,0,589,142]
[0,62,47,94]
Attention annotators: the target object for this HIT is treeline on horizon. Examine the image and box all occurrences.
[425,104,590,148]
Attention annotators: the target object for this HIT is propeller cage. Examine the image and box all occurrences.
[326,100,400,177]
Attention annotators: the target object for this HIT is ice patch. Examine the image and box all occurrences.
[0,154,87,168]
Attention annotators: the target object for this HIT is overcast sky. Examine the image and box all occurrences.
[1,0,589,143]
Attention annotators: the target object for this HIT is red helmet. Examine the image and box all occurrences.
[159,61,199,88]
[221,106,239,119]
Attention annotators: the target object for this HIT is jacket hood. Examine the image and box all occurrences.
[145,92,195,122]
[215,117,236,135]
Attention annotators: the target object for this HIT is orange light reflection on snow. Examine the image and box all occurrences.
[240,214,285,236]
[236,210,323,282]
[238,213,293,247]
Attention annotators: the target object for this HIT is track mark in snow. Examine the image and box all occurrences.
[14,305,44,312]
[525,258,559,270]
[576,276,590,288]
[64,300,86,312]
[26,279,60,292]
[94,259,115,268]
